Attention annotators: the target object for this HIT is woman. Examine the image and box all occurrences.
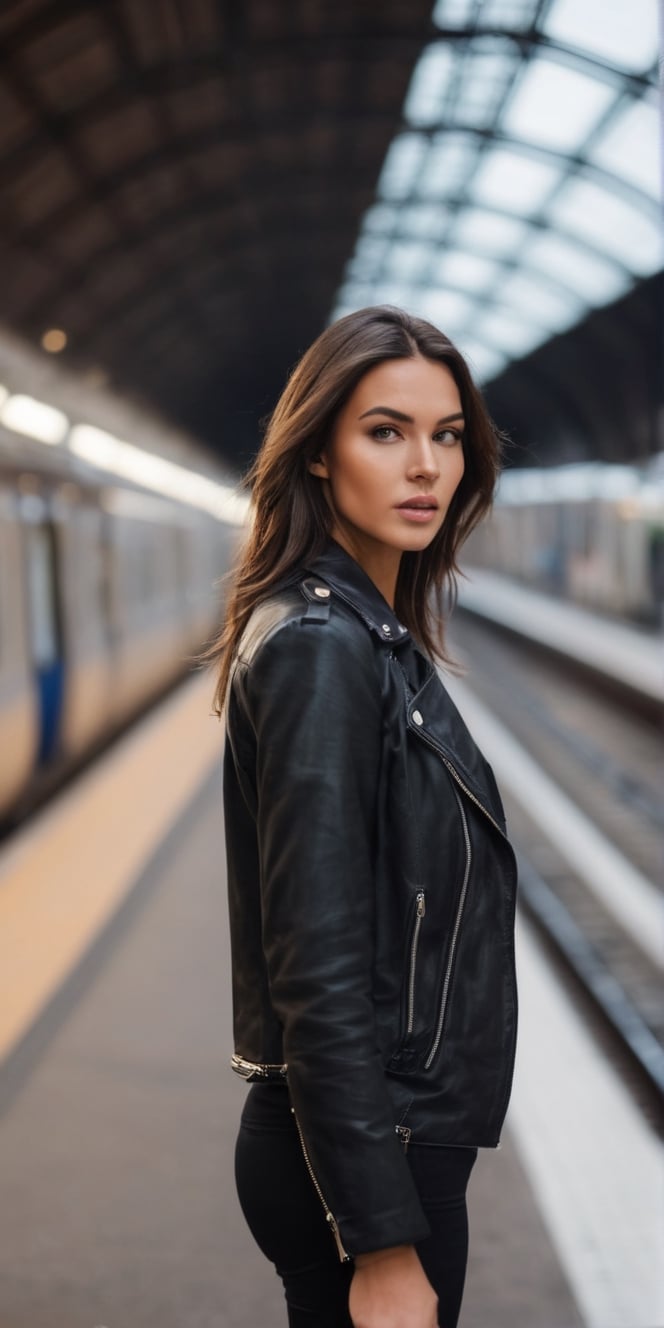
[212,306,518,1328]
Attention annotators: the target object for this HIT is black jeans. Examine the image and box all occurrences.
[234,1084,477,1328]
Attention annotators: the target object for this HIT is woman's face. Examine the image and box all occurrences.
[309,354,466,589]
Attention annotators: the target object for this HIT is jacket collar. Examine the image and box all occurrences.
[304,539,410,646]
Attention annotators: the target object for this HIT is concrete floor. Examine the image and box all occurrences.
[0,766,583,1328]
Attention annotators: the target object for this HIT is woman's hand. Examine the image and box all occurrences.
[349,1244,438,1328]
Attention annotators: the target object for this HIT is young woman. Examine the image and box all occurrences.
[212,306,518,1328]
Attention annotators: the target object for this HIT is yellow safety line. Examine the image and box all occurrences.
[0,671,223,1062]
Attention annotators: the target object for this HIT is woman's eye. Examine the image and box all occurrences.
[371,425,399,441]
[435,428,462,446]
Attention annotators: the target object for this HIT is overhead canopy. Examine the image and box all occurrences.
[0,0,434,462]
[0,1,660,468]
[334,0,660,382]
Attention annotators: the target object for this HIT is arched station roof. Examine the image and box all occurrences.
[334,0,662,463]
[0,0,434,462]
[0,0,660,466]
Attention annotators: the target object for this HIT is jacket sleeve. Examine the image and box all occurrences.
[236,612,430,1256]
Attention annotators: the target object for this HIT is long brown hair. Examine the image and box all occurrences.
[206,305,504,714]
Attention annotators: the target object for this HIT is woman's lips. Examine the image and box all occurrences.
[396,499,439,523]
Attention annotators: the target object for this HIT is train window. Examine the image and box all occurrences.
[25,522,60,666]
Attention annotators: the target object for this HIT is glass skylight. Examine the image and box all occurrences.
[432,251,502,293]
[589,97,660,200]
[471,148,562,213]
[549,178,663,275]
[382,240,431,281]
[411,289,476,329]
[479,0,535,26]
[542,0,659,74]
[415,133,473,199]
[378,134,428,200]
[362,203,400,234]
[497,270,584,328]
[397,203,451,240]
[432,0,475,27]
[454,339,509,383]
[346,234,391,281]
[404,44,454,127]
[523,232,631,305]
[501,56,616,153]
[473,307,546,356]
[453,47,516,129]
[434,0,534,30]
[451,209,530,256]
[331,0,661,386]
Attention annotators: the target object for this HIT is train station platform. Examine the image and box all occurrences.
[0,671,660,1328]
[458,568,664,706]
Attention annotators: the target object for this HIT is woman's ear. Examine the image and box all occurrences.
[308,454,330,479]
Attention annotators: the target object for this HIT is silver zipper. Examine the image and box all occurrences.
[407,892,426,1035]
[395,1124,412,1152]
[415,718,505,838]
[424,787,472,1070]
[391,652,505,840]
[290,1108,351,1263]
[439,755,504,836]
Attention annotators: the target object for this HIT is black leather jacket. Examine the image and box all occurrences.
[223,540,518,1259]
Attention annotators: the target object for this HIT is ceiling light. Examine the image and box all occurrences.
[41,328,68,354]
[1,394,69,445]
[69,425,248,525]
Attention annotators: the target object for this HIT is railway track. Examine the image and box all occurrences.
[446,610,664,1131]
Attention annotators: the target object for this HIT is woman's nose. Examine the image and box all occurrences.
[407,437,440,481]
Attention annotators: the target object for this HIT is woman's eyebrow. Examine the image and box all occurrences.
[359,406,465,427]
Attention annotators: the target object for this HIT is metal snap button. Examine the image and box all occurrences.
[412,709,424,726]
[382,623,392,634]
[314,586,330,598]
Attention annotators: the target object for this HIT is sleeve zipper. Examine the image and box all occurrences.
[290,1107,352,1263]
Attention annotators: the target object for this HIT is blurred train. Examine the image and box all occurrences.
[0,329,246,824]
[465,460,664,625]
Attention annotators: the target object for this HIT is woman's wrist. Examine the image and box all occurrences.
[354,1244,417,1269]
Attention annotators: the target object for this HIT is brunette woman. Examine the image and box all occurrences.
[211,306,518,1328]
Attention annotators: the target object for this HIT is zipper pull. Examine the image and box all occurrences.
[396,1124,412,1152]
[327,1212,352,1263]
[416,892,425,917]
